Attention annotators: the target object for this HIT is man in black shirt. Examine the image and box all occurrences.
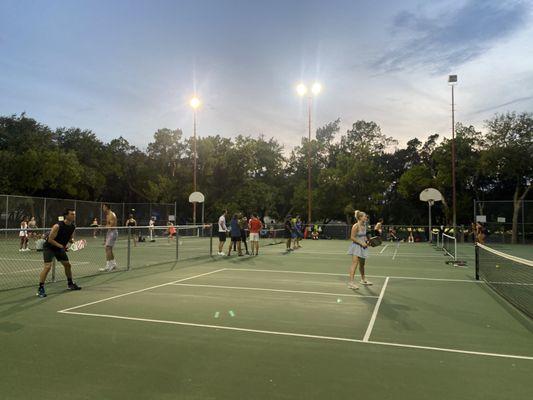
[37,209,81,298]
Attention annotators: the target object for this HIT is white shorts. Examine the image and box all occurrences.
[105,229,118,247]
[249,232,259,242]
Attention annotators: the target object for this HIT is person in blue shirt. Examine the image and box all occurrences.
[227,214,243,256]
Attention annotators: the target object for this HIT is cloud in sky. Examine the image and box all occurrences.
[374,0,530,73]
[0,0,531,150]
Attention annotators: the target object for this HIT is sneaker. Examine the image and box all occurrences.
[360,280,373,286]
[98,264,116,272]
[217,252,225,256]
[348,282,359,290]
[67,283,82,291]
[37,286,47,298]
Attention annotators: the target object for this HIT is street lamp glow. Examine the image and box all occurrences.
[311,82,322,95]
[296,83,308,97]
[189,97,201,109]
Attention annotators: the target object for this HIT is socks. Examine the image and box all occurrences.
[39,282,44,288]
[67,278,73,285]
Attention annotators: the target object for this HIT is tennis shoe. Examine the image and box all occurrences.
[37,286,47,298]
[67,283,82,291]
[348,282,359,290]
[360,280,373,286]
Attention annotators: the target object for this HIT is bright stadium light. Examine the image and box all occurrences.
[296,83,308,97]
[311,82,322,95]
[189,96,201,109]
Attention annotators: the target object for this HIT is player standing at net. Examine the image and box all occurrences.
[99,204,118,272]
[126,214,137,247]
[217,210,228,256]
[227,213,242,256]
[37,209,81,298]
[347,210,372,289]
[248,213,262,256]
[239,214,250,255]
[19,217,29,252]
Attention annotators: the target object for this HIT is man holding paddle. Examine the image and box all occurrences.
[37,209,81,298]
[99,203,118,272]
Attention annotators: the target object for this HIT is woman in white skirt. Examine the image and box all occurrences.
[347,210,372,289]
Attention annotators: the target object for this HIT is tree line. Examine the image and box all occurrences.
[1,112,531,236]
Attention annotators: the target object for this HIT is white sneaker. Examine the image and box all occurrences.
[360,280,373,286]
[99,264,116,272]
[348,282,359,290]
[218,252,225,256]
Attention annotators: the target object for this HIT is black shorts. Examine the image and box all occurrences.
[285,230,292,239]
[231,236,241,243]
[43,246,69,263]
[218,232,227,242]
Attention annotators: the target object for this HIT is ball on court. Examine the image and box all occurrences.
[495,264,500,269]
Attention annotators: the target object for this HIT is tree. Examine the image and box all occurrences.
[482,112,532,243]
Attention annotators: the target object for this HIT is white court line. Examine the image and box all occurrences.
[57,268,226,313]
[171,283,379,298]
[223,268,480,283]
[392,243,400,260]
[59,310,533,361]
[379,244,389,254]
[363,277,390,341]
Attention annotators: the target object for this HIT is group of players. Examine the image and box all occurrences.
[34,206,380,297]
[216,211,309,256]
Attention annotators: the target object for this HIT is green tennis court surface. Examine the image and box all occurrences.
[1,241,531,399]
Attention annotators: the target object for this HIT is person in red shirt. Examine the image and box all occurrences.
[248,213,263,256]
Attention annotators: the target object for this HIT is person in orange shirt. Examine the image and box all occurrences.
[248,213,263,256]
[168,222,177,241]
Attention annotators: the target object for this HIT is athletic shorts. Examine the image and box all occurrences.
[43,245,69,263]
[218,231,227,242]
[285,230,292,239]
[105,230,118,247]
[231,236,241,243]
[249,232,259,242]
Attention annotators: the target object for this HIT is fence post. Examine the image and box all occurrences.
[43,197,47,229]
[209,225,213,256]
[176,229,179,261]
[522,199,526,245]
[4,195,8,236]
[127,227,131,270]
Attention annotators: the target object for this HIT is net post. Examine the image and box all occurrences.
[176,229,179,261]
[127,227,131,271]
[474,243,479,280]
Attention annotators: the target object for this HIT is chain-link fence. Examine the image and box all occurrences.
[0,194,177,230]
[0,224,212,292]
[474,200,532,244]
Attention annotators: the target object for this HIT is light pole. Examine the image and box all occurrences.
[296,82,322,227]
[448,75,457,236]
[189,96,201,225]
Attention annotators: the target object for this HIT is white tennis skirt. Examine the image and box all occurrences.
[347,242,368,258]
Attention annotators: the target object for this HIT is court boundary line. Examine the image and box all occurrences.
[392,243,400,260]
[170,283,379,298]
[57,268,227,313]
[363,277,389,341]
[58,310,533,361]
[379,244,389,254]
[223,268,481,283]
